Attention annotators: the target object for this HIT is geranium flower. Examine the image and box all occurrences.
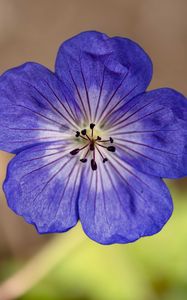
[0,31,187,244]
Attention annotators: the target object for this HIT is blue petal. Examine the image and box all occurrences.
[55,31,152,124]
[78,159,173,245]
[0,62,82,154]
[3,143,82,233]
[107,88,187,178]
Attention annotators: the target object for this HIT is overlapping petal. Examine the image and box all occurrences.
[3,143,82,233]
[0,62,82,154]
[78,156,173,244]
[55,31,152,123]
[107,88,187,178]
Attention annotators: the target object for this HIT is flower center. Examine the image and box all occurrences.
[69,123,115,171]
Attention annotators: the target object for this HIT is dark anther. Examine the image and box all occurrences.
[90,142,95,151]
[97,136,101,140]
[91,159,97,171]
[70,148,79,155]
[107,146,116,152]
[80,158,87,163]
[81,129,87,135]
[103,158,108,163]
[75,131,80,137]
[109,137,113,143]
[90,123,95,129]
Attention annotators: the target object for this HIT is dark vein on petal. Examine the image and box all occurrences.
[111,155,154,191]
[111,99,162,129]
[99,167,110,228]
[15,104,65,127]
[116,143,168,168]
[32,158,72,204]
[29,182,45,195]
[69,164,82,215]
[79,57,92,120]
[104,164,127,211]
[22,149,66,163]
[97,69,129,123]
[101,84,138,126]
[95,144,106,160]
[103,87,141,127]
[11,136,66,144]
[94,66,106,121]
[115,139,178,155]
[109,108,165,134]
[93,170,98,226]
[21,154,69,180]
[67,63,88,121]
[108,160,147,201]
[108,129,178,136]
[27,83,77,129]
[85,170,94,213]
[61,91,80,123]
[42,79,78,123]
[33,146,67,152]
[53,161,78,219]
[4,126,63,133]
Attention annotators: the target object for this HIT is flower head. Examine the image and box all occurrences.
[0,31,187,244]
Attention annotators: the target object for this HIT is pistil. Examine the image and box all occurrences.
[91,159,97,170]
[70,143,89,155]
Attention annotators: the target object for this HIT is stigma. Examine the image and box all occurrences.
[69,123,115,171]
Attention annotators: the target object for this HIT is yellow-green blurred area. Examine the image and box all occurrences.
[0,1,187,300]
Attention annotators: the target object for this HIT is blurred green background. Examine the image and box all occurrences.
[0,0,187,299]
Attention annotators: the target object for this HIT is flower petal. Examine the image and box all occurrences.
[3,143,82,233]
[0,62,82,154]
[55,31,152,123]
[108,88,187,178]
[78,158,173,245]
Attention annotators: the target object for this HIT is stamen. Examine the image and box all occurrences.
[80,147,90,162]
[70,144,89,156]
[79,135,88,141]
[75,131,87,141]
[71,125,115,170]
[95,144,108,164]
[107,146,116,152]
[81,129,86,135]
[80,158,87,163]
[81,128,91,140]
[97,144,115,151]
[98,137,114,143]
[90,123,95,129]
[81,129,87,135]
[90,123,95,138]
[70,148,80,155]
[91,159,97,171]
[75,131,80,137]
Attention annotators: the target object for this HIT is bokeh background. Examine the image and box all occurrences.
[0,0,187,299]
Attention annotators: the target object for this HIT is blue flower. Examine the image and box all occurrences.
[0,31,187,244]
